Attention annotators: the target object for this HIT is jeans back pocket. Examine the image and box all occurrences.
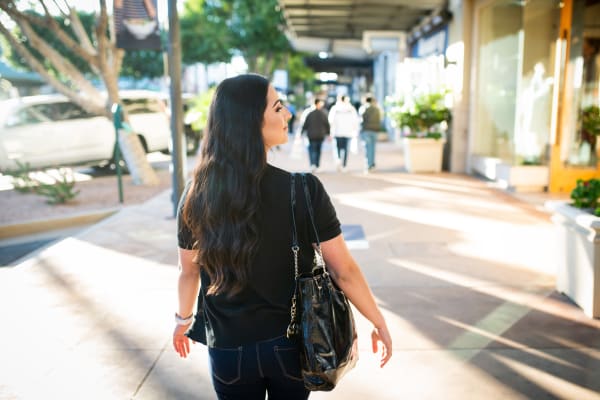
[209,347,243,385]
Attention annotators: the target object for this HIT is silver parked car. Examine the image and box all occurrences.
[0,90,172,172]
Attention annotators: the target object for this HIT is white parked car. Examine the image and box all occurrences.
[0,90,173,172]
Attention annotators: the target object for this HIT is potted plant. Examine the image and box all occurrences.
[545,178,600,318]
[389,91,451,172]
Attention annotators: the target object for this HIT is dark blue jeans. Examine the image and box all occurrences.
[307,139,324,167]
[361,130,378,169]
[208,335,309,400]
[335,137,350,167]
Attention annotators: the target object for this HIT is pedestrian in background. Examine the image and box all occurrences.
[286,99,297,133]
[301,98,329,172]
[328,95,360,172]
[359,96,382,172]
[173,74,392,400]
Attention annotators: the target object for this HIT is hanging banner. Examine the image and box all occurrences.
[114,0,161,50]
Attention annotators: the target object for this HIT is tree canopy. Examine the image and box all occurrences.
[180,0,294,78]
[3,9,164,82]
[0,0,314,102]
[180,0,233,65]
[0,0,122,117]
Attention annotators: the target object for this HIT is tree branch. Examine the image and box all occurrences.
[67,5,97,56]
[0,2,98,66]
[14,15,102,101]
[95,0,119,106]
[49,0,69,18]
[0,21,107,117]
[113,47,125,77]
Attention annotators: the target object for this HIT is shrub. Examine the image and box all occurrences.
[570,178,600,216]
[8,161,37,193]
[388,90,452,139]
[5,163,80,204]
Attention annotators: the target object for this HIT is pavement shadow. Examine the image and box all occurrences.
[331,173,600,398]
[371,267,600,398]
[17,244,214,399]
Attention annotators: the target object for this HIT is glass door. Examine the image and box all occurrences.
[550,0,600,192]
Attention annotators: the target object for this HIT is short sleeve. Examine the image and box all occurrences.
[177,180,196,250]
[305,174,341,242]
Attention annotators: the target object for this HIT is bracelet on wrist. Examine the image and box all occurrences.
[175,312,194,326]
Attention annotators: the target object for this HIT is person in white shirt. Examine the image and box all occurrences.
[328,95,360,172]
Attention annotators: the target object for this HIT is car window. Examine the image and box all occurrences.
[122,98,163,114]
[5,100,99,128]
[56,102,96,120]
[30,103,60,121]
[5,106,50,128]
[24,102,94,123]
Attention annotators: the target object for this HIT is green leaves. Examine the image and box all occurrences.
[389,90,452,137]
[187,86,216,132]
[6,10,96,77]
[571,178,600,216]
[582,106,600,137]
[181,0,233,65]
[4,9,163,80]
[180,0,292,77]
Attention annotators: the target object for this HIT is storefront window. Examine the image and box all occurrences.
[474,0,521,161]
[474,0,559,165]
[515,0,559,165]
[562,0,600,167]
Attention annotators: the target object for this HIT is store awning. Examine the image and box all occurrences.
[278,0,449,60]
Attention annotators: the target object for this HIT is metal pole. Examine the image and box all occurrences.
[111,103,124,204]
[167,0,186,217]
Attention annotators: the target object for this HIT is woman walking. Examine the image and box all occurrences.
[173,74,392,400]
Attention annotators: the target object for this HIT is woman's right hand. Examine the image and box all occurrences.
[371,324,392,367]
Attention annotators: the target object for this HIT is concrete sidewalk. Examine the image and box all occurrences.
[1,139,599,399]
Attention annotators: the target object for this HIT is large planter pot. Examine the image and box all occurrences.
[470,155,549,192]
[545,201,600,318]
[402,137,446,173]
[496,163,549,192]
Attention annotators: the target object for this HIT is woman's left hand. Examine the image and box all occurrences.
[173,324,193,358]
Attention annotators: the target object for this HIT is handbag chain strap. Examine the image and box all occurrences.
[287,173,329,339]
[290,173,327,278]
[290,173,300,277]
[300,174,327,275]
[288,173,300,338]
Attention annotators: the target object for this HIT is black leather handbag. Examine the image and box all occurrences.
[286,173,358,391]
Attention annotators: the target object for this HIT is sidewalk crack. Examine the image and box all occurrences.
[131,340,168,398]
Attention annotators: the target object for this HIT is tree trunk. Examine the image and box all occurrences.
[0,0,159,186]
[246,55,258,73]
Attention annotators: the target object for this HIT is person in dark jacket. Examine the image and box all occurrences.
[301,98,330,172]
[359,97,382,172]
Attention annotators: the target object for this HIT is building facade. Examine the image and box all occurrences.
[463,0,600,192]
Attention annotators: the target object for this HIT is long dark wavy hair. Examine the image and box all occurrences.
[182,74,269,296]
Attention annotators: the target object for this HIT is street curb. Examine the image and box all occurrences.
[0,208,120,240]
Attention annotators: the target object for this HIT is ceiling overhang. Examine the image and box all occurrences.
[278,0,449,61]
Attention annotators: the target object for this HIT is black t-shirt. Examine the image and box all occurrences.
[177,164,341,347]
